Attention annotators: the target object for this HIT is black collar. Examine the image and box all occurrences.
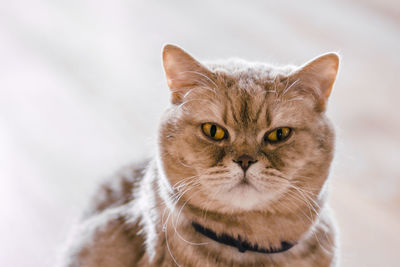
[192,222,295,254]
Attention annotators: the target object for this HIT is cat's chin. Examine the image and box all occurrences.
[216,183,278,211]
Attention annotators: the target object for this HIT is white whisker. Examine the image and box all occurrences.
[178,70,218,89]
[281,78,300,97]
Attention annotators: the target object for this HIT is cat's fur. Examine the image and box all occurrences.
[61,44,340,267]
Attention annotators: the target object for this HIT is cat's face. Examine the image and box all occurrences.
[159,45,338,213]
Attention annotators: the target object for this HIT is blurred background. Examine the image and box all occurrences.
[1,0,399,266]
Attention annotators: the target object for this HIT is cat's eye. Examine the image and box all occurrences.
[202,123,227,141]
[264,127,292,143]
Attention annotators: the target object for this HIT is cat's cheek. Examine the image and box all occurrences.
[284,130,318,159]
[286,143,312,168]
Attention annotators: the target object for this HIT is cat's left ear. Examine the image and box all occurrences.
[291,52,340,111]
[162,44,215,104]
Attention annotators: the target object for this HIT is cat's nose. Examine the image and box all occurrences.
[233,155,257,172]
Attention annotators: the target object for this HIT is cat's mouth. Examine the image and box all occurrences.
[228,175,260,193]
[239,175,250,185]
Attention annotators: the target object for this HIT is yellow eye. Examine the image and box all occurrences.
[265,127,291,143]
[202,123,226,141]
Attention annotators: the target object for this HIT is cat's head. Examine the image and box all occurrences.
[158,44,339,214]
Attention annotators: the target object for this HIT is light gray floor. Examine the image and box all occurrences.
[1,1,399,266]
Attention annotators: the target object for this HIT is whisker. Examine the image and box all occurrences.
[172,187,210,246]
[178,70,218,89]
[280,78,299,98]
[176,98,217,111]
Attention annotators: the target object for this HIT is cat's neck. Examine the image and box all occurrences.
[176,199,320,249]
[153,189,328,266]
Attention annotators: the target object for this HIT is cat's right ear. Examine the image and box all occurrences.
[162,44,214,104]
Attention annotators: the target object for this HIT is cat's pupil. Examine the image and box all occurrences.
[210,125,217,137]
[277,129,283,140]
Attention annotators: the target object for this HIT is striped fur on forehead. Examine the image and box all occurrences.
[178,62,311,131]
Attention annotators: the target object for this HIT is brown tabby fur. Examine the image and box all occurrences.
[60,44,340,267]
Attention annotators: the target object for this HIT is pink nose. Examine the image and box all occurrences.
[233,155,257,172]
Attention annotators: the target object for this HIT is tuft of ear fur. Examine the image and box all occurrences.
[162,44,215,104]
[291,53,340,111]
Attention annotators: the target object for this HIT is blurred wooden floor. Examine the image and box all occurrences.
[1,0,399,266]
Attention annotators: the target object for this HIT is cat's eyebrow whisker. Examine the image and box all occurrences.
[280,78,300,98]
[271,76,280,96]
[178,70,218,90]
[176,98,218,111]
[194,82,217,93]
[168,76,216,93]
[182,83,217,98]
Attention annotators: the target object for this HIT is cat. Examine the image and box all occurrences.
[60,44,340,267]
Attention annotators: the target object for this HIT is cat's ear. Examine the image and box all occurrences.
[290,52,340,111]
[162,44,214,104]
